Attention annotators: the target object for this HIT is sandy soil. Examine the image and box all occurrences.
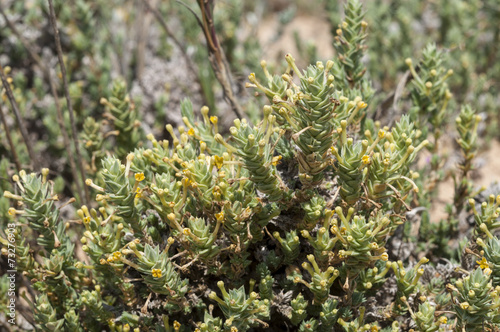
[430,139,500,222]
[257,14,335,66]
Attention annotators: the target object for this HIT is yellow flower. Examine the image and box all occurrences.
[476,257,489,269]
[214,155,224,169]
[438,316,448,324]
[370,325,379,332]
[210,116,218,125]
[135,173,145,182]
[112,251,122,260]
[362,155,371,165]
[215,211,225,221]
[460,302,469,310]
[187,128,195,136]
[135,187,142,198]
[272,155,282,166]
[152,268,162,278]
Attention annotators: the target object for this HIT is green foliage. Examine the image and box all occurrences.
[101,79,143,159]
[450,268,500,331]
[1,0,500,331]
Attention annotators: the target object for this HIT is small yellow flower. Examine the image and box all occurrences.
[135,173,145,182]
[8,208,16,216]
[460,302,469,310]
[152,268,162,278]
[358,101,368,109]
[362,155,371,165]
[210,116,218,125]
[214,155,224,169]
[370,325,379,332]
[135,187,142,198]
[272,155,282,166]
[187,128,195,136]
[378,129,386,138]
[438,316,448,324]
[173,321,181,331]
[83,216,91,224]
[476,257,489,269]
[215,211,225,221]
[100,258,107,265]
[112,251,122,260]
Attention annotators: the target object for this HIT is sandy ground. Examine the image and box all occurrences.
[430,139,500,222]
[257,14,335,65]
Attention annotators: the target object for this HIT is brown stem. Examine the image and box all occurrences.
[47,0,89,204]
[197,0,244,119]
[0,64,37,168]
[178,0,244,119]
[0,102,22,171]
[0,5,85,203]
[135,0,152,80]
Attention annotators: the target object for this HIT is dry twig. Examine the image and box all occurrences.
[0,64,37,168]
[0,102,21,171]
[178,0,245,119]
[47,0,89,204]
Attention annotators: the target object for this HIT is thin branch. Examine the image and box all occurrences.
[47,0,89,204]
[0,64,37,167]
[178,0,245,119]
[0,102,22,171]
[0,5,85,203]
[141,0,200,82]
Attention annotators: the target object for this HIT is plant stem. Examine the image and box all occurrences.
[0,102,22,171]
[197,0,244,119]
[141,0,206,100]
[47,0,89,204]
[178,0,245,119]
[0,64,37,168]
